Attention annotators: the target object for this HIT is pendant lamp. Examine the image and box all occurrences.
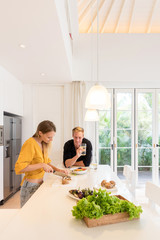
[85,84,110,110]
[85,0,110,111]
[84,109,99,121]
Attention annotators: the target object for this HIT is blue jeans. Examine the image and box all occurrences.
[20,180,41,207]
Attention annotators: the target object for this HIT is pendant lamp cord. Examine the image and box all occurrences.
[91,2,93,84]
[97,0,99,84]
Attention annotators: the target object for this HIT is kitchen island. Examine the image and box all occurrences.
[0,165,160,240]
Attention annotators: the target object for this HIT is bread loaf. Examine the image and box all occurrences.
[101,179,116,189]
[62,176,70,185]
[101,180,107,187]
[110,180,116,187]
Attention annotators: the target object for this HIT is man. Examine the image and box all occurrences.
[63,127,92,168]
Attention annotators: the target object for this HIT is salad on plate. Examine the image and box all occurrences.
[71,167,88,175]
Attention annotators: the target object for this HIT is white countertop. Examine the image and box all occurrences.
[0,209,19,233]
[1,165,160,240]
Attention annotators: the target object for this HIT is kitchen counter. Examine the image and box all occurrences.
[0,209,19,233]
[0,165,160,240]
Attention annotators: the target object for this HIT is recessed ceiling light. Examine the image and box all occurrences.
[19,44,26,49]
[40,73,45,76]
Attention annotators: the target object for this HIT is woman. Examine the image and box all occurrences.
[15,120,68,207]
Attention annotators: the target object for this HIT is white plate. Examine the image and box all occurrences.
[71,167,88,175]
[68,192,79,200]
[68,188,94,200]
[68,187,117,201]
[100,186,118,192]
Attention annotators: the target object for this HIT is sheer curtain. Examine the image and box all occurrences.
[71,81,86,128]
[71,81,97,163]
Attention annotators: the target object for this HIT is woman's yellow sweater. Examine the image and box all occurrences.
[15,137,51,185]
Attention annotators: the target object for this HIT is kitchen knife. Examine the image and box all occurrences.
[53,171,71,179]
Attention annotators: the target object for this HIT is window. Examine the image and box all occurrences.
[98,88,160,185]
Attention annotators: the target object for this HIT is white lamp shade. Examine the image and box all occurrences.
[84,109,99,121]
[85,84,110,110]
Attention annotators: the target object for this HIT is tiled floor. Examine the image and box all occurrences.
[0,191,20,209]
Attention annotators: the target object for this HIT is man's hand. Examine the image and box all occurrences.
[76,146,83,158]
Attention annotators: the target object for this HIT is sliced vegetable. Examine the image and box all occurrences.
[69,188,93,199]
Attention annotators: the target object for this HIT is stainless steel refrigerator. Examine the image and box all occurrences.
[3,113,22,202]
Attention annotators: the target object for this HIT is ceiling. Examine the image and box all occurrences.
[1,0,160,85]
[0,0,72,84]
[78,0,160,33]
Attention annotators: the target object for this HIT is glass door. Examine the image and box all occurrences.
[97,88,160,185]
[155,90,160,184]
[135,90,154,185]
[98,89,134,178]
[98,90,113,169]
[115,89,134,179]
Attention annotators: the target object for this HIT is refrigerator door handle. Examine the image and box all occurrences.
[5,145,10,158]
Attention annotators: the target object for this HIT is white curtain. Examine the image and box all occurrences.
[71,81,97,163]
[71,81,86,128]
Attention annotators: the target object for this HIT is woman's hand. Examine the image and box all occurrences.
[59,168,69,175]
[42,163,53,173]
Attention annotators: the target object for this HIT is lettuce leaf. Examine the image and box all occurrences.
[72,188,143,220]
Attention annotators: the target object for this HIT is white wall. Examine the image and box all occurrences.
[23,83,73,168]
[55,0,72,76]
[73,34,160,88]
[63,83,73,142]
[0,66,23,201]
[33,85,64,166]
[22,84,34,142]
